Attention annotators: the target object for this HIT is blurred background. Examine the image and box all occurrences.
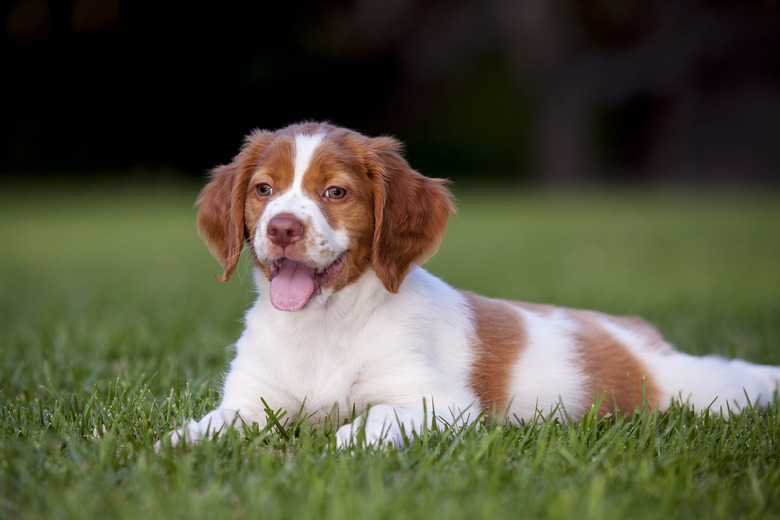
[3,0,780,185]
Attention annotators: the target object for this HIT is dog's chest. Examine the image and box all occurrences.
[256,311,375,415]
[286,346,364,413]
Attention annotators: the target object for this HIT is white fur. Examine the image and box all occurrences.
[506,309,589,420]
[292,133,324,192]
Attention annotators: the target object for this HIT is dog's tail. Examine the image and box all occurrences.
[650,352,780,413]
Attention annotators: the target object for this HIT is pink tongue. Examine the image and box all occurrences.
[270,259,316,312]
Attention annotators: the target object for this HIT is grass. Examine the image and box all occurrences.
[1,179,779,519]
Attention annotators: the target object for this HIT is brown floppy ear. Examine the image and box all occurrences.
[369,136,455,293]
[196,162,248,281]
[196,129,275,281]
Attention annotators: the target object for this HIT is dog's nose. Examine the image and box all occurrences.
[267,215,305,248]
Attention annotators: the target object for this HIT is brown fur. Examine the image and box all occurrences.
[196,129,276,281]
[512,301,557,316]
[463,291,527,418]
[606,314,675,354]
[465,294,662,418]
[367,136,455,293]
[298,129,378,291]
[571,310,661,415]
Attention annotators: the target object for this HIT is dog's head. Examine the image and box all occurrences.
[196,122,454,311]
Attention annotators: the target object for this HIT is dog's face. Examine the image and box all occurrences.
[196,123,454,311]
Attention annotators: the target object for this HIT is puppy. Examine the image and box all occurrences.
[162,122,780,448]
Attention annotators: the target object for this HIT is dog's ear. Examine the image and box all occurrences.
[196,163,245,281]
[196,130,274,281]
[369,136,455,293]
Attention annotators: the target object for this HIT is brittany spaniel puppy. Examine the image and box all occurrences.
[162,122,780,448]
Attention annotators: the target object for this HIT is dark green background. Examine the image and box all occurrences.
[3,0,780,184]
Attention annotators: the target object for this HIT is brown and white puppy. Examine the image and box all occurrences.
[162,122,780,448]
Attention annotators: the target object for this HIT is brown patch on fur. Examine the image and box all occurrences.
[463,291,527,418]
[571,310,661,415]
[367,137,455,293]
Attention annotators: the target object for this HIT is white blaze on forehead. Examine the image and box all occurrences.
[259,131,326,227]
[292,132,326,194]
[253,130,350,268]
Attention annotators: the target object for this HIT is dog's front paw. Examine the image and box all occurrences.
[154,409,241,452]
[335,417,404,449]
[335,411,407,449]
[154,420,204,452]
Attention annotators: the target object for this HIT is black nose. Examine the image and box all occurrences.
[267,215,305,248]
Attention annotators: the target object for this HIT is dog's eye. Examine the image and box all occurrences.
[324,187,347,200]
[256,184,273,197]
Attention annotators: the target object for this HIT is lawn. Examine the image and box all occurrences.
[1,179,779,519]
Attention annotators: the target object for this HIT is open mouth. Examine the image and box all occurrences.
[267,253,347,312]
